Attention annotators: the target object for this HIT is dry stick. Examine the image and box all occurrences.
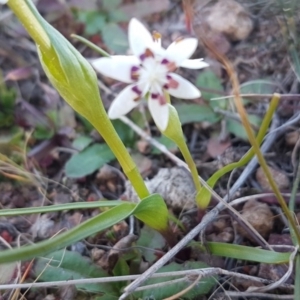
[119,114,281,299]
[164,275,202,300]
[224,292,294,299]
[0,266,294,291]
[211,93,300,101]
[251,245,298,293]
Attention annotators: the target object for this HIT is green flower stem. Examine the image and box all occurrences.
[92,120,150,199]
[8,0,51,49]
[173,134,201,192]
[8,0,149,200]
[162,104,201,197]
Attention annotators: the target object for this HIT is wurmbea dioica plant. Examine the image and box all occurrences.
[92,18,208,206]
[3,0,208,248]
[92,18,208,131]
[5,0,172,236]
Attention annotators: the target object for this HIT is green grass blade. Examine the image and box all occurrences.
[0,200,123,216]
[0,202,136,264]
[207,242,291,264]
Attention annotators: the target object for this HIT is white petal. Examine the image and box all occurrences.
[180,59,209,69]
[108,85,140,119]
[165,38,198,65]
[92,56,140,83]
[148,95,169,131]
[167,73,201,99]
[0,0,8,3]
[128,18,155,57]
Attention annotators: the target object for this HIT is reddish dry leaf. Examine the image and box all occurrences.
[5,66,36,81]
[206,137,231,158]
[98,234,138,271]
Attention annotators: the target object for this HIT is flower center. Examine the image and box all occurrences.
[139,53,169,94]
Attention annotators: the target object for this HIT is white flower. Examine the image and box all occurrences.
[0,0,8,3]
[92,18,208,130]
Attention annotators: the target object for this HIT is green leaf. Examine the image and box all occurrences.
[33,125,54,140]
[174,103,220,125]
[72,135,93,151]
[240,79,277,95]
[205,242,291,263]
[152,135,177,154]
[226,115,262,140]
[0,201,123,217]
[0,202,136,264]
[0,128,23,156]
[109,10,129,23]
[102,0,122,10]
[240,79,277,104]
[136,226,165,263]
[101,23,128,54]
[65,143,115,178]
[35,250,118,296]
[135,261,214,299]
[133,194,169,232]
[77,11,106,36]
[112,257,130,291]
[196,70,225,108]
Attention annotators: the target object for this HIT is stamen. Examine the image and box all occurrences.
[151,93,159,99]
[139,48,154,61]
[132,85,142,96]
[152,31,161,42]
[145,48,154,58]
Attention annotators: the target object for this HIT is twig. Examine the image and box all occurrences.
[223,292,294,299]
[211,93,300,101]
[0,266,294,291]
[249,245,298,293]
[164,275,202,300]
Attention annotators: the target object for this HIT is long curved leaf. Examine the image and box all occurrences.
[0,202,136,264]
[0,200,123,217]
[207,242,291,264]
[133,194,169,231]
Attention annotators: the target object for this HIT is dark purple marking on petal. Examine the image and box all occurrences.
[167,75,179,89]
[151,93,166,106]
[139,53,146,61]
[151,93,159,99]
[158,94,167,105]
[140,48,154,61]
[161,58,170,65]
[132,85,142,96]
[163,84,169,89]
[130,66,140,81]
[165,61,177,72]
